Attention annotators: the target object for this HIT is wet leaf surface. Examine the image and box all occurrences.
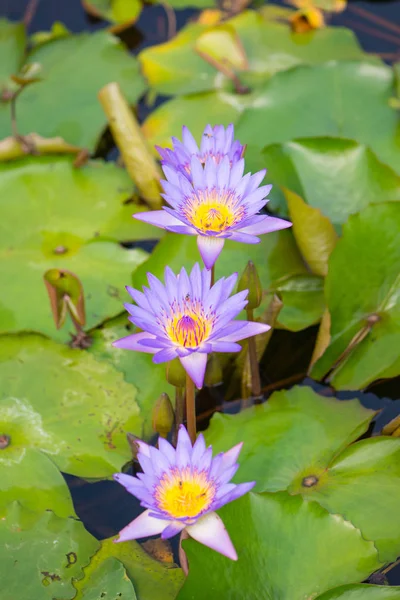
[0,447,76,518]
[0,333,142,477]
[0,31,145,150]
[0,502,99,600]
[178,491,382,600]
[74,556,137,599]
[315,585,400,599]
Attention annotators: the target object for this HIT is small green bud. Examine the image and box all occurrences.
[237,261,262,310]
[165,358,186,388]
[152,393,174,438]
[204,353,223,387]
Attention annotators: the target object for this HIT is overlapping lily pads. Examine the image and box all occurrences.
[263,138,400,223]
[316,585,400,599]
[178,491,382,599]
[205,385,400,564]
[139,11,366,96]
[0,447,76,518]
[0,333,142,477]
[144,60,400,176]
[76,537,184,600]
[311,203,400,389]
[0,30,145,150]
[0,503,99,600]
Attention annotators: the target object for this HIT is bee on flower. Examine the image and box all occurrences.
[114,425,255,560]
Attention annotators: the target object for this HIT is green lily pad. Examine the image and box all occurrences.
[0,447,76,518]
[78,537,184,600]
[82,0,142,26]
[139,11,366,96]
[131,230,307,306]
[89,315,175,438]
[274,274,325,331]
[294,436,400,562]
[178,492,382,600]
[311,203,400,389]
[74,557,137,600]
[0,503,99,600]
[205,385,374,492]
[234,61,400,175]
[0,156,161,248]
[263,138,400,223]
[0,30,146,150]
[316,585,400,600]
[0,240,148,340]
[0,332,142,477]
[0,19,26,88]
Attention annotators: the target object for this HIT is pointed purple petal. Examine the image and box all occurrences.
[228,231,261,244]
[112,332,159,354]
[210,341,241,353]
[179,352,208,389]
[161,521,186,539]
[134,210,183,229]
[220,321,270,343]
[239,215,292,236]
[153,347,179,364]
[116,510,169,542]
[222,442,243,469]
[217,482,256,506]
[197,236,225,270]
[186,512,237,560]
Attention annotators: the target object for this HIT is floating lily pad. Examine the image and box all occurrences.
[89,315,175,438]
[295,436,400,563]
[263,138,400,223]
[82,0,141,27]
[205,385,374,492]
[0,156,162,248]
[0,333,142,477]
[316,585,400,600]
[235,61,400,175]
[0,19,26,88]
[0,447,76,518]
[0,30,146,150]
[77,537,184,600]
[74,557,137,599]
[178,492,381,600]
[311,203,400,389]
[0,503,99,600]
[0,240,148,340]
[139,11,366,96]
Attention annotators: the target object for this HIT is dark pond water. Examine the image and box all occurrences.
[2,0,400,587]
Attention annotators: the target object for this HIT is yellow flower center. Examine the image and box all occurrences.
[155,468,215,518]
[166,311,212,348]
[183,190,245,235]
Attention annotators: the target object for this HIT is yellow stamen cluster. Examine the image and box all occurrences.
[155,468,215,518]
[183,190,245,234]
[165,304,212,348]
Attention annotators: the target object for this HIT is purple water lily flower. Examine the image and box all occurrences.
[156,124,245,176]
[134,153,291,270]
[113,263,270,389]
[114,425,255,560]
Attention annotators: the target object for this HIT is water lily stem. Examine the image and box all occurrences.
[185,373,196,444]
[173,386,185,446]
[247,308,261,398]
[211,264,215,286]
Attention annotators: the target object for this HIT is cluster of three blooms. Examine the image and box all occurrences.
[112,124,291,560]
